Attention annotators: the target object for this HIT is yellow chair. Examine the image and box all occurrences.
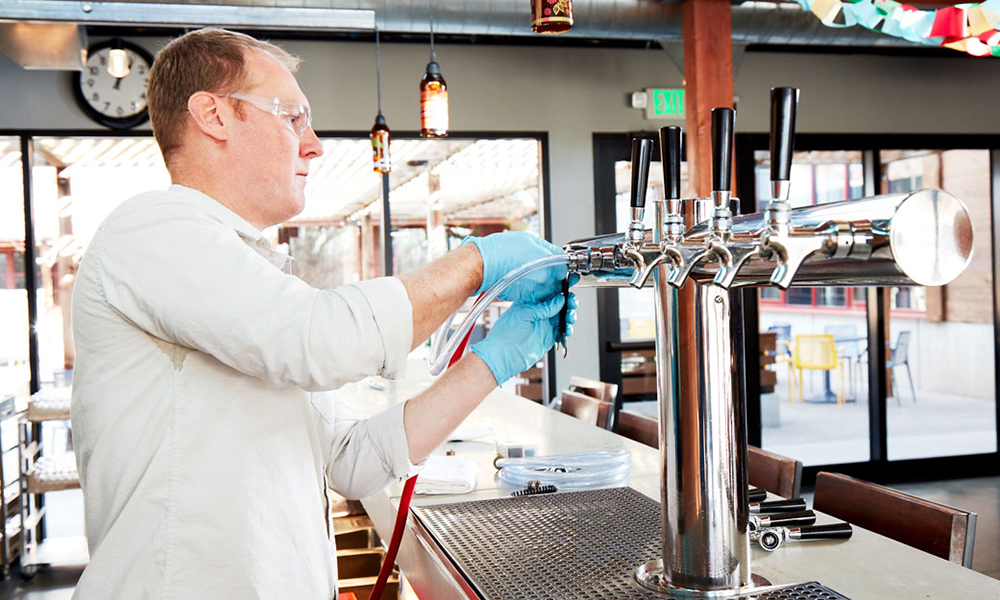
[792,334,844,405]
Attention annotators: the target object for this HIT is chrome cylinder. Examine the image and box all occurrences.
[688,189,973,287]
[658,197,750,592]
[650,198,681,585]
[568,189,973,289]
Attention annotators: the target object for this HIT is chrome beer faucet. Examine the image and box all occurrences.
[758,88,873,289]
[629,126,685,289]
[562,87,974,598]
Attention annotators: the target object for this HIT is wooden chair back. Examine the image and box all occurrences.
[616,410,658,448]
[568,376,618,403]
[814,472,977,568]
[747,446,802,499]
[558,390,610,429]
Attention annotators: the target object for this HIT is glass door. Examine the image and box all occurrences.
[753,150,871,466]
[880,149,997,460]
[0,138,28,403]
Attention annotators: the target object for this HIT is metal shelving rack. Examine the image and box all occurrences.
[17,390,87,577]
[0,395,23,578]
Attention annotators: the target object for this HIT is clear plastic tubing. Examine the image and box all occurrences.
[496,449,632,490]
[428,252,572,376]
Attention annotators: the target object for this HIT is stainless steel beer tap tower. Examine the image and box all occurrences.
[565,88,975,597]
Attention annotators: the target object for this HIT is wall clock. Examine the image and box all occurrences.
[73,39,154,130]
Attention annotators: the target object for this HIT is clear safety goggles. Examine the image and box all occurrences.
[222,92,312,138]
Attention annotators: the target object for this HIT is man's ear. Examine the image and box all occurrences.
[187,92,230,142]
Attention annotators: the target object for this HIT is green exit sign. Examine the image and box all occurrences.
[646,88,685,120]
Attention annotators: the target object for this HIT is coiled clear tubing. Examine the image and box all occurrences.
[428,253,572,376]
[496,450,632,490]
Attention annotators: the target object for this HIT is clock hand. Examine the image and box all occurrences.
[113,77,123,90]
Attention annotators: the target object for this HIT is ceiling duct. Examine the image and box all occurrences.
[0,22,86,70]
[0,0,920,51]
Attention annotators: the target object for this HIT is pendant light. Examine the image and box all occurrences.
[531,0,574,34]
[370,24,391,173]
[420,0,448,138]
[108,37,130,78]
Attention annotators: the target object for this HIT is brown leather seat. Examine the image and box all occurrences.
[613,415,801,499]
[747,445,803,499]
[616,409,658,448]
[814,472,977,568]
[568,376,618,403]
[558,390,611,429]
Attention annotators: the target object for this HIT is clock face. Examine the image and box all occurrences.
[74,41,154,130]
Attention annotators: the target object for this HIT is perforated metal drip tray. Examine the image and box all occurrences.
[412,486,853,600]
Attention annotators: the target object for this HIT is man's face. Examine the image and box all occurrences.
[228,50,323,229]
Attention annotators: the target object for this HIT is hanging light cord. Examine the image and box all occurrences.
[375,23,383,114]
[429,0,436,62]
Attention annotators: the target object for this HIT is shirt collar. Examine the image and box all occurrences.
[168,184,292,272]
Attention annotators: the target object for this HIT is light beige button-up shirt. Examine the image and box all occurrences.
[71,185,415,599]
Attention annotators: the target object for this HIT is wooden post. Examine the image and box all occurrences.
[682,0,734,197]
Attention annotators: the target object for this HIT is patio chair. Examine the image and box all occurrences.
[888,331,916,404]
[824,324,864,400]
[792,334,844,405]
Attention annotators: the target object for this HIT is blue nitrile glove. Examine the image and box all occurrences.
[462,231,568,303]
[471,292,577,386]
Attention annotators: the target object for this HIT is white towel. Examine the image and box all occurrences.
[414,455,478,495]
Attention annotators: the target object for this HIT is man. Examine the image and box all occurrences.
[70,28,575,599]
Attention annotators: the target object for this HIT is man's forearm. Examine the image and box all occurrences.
[402,352,496,463]
[396,243,482,350]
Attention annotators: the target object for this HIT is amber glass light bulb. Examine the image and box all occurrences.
[371,113,391,174]
[531,0,574,34]
[420,60,449,138]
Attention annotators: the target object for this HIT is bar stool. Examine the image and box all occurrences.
[814,472,977,568]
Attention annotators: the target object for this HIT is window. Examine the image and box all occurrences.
[880,149,996,460]
[30,137,170,390]
[754,150,870,466]
[0,137,29,401]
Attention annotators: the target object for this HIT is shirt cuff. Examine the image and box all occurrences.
[349,277,412,380]
[368,400,420,480]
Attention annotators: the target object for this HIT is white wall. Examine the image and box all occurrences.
[2,37,999,393]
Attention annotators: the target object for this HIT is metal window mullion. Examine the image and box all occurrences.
[20,137,39,396]
[991,149,1000,455]
[863,148,888,464]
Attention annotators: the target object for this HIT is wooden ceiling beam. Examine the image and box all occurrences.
[683,0,734,198]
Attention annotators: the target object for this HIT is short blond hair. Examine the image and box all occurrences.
[147,28,300,165]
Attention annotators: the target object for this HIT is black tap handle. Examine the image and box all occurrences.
[750,498,807,514]
[769,87,799,183]
[711,107,735,193]
[748,487,767,503]
[767,510,816,528]
[659,126,682,200]
[630,137,654,210]
[796,522,854,540]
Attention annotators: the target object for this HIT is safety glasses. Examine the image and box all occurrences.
[222,92,312,138]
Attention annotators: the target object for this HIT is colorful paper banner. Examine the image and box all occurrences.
[790,0,1000,57]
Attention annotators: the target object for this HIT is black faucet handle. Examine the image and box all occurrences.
[659,126,683,200]
[795,522,854,540]
[769,87,799,183]
[711,107,735,193]
[629,137,654,210]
